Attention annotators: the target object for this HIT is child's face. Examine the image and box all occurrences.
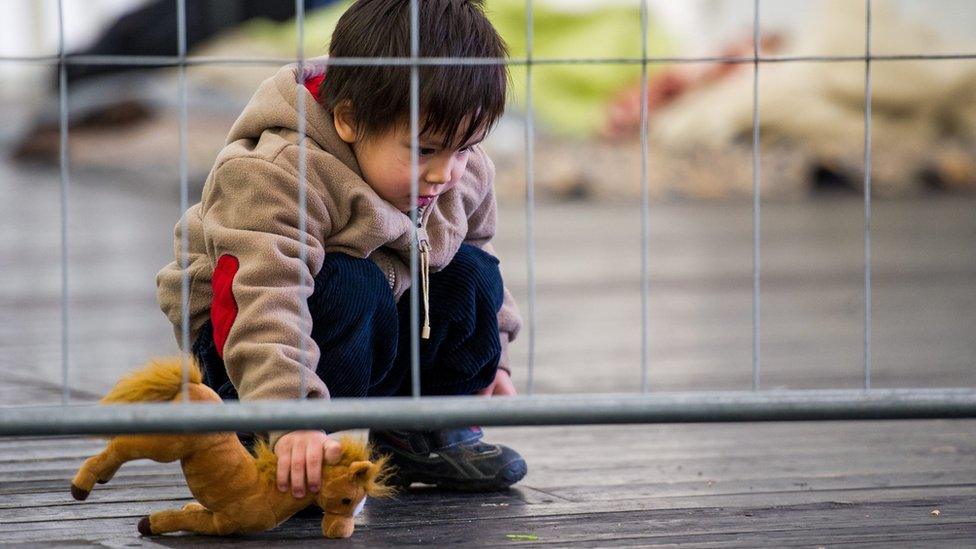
[334,107,483,212]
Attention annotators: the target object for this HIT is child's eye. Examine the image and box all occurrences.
[419,147,436,156]
[456,146,470,155]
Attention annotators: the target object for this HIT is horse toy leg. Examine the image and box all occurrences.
[139,503,240,536]
[71,434,186,500]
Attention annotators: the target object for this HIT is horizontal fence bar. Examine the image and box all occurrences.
[2,389,975,436]
[3,53,976,67]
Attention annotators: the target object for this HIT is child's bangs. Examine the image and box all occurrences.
[418,64,507,150]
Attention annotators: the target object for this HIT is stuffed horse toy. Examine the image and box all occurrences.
[70,357,392,538]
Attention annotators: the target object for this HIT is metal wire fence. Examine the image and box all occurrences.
[2,0,976,436]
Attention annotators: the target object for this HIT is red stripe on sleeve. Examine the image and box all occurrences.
[211,254,240,359]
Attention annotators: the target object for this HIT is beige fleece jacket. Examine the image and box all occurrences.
[156,60,521,410]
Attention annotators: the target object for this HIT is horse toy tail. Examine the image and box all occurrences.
[71,357,392,539]
[99,356,207,405]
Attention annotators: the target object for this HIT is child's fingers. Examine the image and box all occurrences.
[476,381,495,396]
[498,376,517,396]
[323,437,343,465]
[305,443,323,493]
[276,440,292,493]
[495,371,517,396]
[290,443,307,498]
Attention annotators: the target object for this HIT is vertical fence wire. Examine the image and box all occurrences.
[639,0,651,394]
[524,0,537,395]
[296,0,309,400]
[57,0,70,405]
[176,0,191,402]
[751,0,762,391]
[409,0,421,398]
[862,0,873,390]
[58,0,71,406]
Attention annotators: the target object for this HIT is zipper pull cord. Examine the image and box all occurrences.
[413,205,431,339]
[420,240,430,339]
[420,239,431,339]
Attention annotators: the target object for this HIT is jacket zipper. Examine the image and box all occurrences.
[382,204,432,290]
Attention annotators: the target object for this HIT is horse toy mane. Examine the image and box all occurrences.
[71,357,393,538]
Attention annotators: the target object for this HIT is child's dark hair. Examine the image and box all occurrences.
[321,0,508,149]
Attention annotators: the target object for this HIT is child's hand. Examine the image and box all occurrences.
[275,430,343,498]
[477,369,516,397]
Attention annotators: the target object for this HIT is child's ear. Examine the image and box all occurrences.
[333,102,358,144]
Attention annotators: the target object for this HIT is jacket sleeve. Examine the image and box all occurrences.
[201,156,331,403]
[156,203,215,349]
[463,149,523,374]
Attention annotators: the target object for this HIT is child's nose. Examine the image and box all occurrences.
[424,157,454,185]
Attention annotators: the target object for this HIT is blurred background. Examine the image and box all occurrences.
[1,0,974,402]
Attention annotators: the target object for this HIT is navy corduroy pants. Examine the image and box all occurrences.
[192,244,505,402]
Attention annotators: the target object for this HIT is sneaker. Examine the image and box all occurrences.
[368,427,527,491]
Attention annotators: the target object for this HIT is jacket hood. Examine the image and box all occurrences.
[225,57,363,179]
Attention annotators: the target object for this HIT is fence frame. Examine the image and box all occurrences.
[2,0,976,436]
[3,389,976,436]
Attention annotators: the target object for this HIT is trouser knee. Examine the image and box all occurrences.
[308,253,394,326]
[396,244,504,395]
[308,253,398,398]
[432,244,504,318]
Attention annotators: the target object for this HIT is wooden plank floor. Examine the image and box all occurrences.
[2,384,975,547]
[2,147,976,544]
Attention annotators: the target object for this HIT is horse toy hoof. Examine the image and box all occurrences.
[70,357,393,538]
[70,484,90,501]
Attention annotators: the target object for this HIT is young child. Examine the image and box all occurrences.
[155,0,524,496]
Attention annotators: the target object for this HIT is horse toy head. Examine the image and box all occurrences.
[318,457,386,537]
[70,357,393,539]
[251,436,393,538]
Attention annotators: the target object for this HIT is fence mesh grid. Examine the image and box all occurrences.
[3,0,976,435]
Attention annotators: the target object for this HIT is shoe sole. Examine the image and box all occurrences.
[393,457,527,492]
